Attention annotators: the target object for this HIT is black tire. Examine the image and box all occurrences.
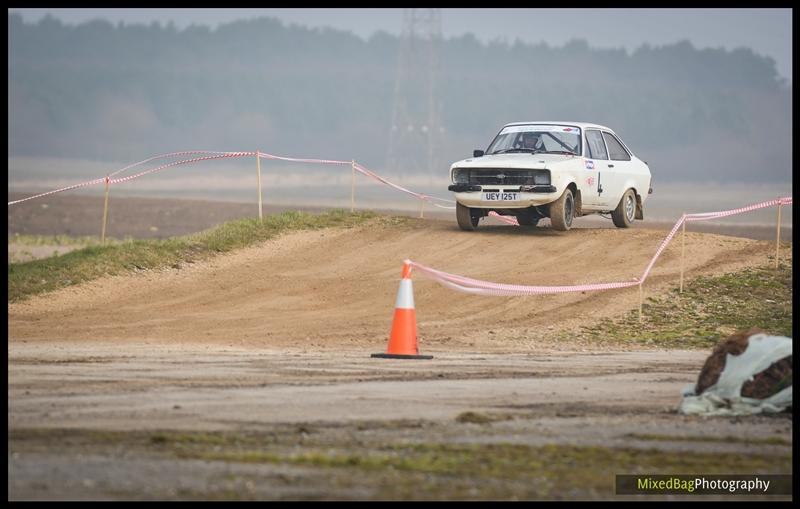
[456,202,480,231]
[549,188,575,231]
[612,189,636,228]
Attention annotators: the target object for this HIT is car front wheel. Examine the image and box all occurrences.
[549,188,574,231]
[612,189,636,228]
[456,202,480,231]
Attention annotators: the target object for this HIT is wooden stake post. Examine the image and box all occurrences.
[679,214,686,293]
[101,175,110,245]
[638,282,643,323]
[775,202,782,268]
[351,160,356,213]
[256,151,263,221]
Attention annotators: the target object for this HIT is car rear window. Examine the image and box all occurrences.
[602,132,631,161]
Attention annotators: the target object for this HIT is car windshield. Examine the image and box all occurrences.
[486,125,582,156]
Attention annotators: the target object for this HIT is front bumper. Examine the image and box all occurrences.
[448,184,559,208]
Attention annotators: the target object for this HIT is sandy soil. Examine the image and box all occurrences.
[8,214,792,500]
[8,215,784,349]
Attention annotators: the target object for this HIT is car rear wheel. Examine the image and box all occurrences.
[612,189,636,228]
[549,188,574,231]
[456,202,480,231]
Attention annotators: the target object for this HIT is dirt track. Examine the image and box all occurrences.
[8,217,792,500]
[7,216,781,349]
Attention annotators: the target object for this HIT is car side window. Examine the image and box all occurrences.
[585,130,608,160]
[602,132,631,161]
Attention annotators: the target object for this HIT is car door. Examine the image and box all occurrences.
[582,129,608,207]
[601,131,636,209]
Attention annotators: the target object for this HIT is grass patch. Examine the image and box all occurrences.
[569,257,792,349]
[8,210,390,302]
[455,411,495,424]
[455,411,512,424]
[10,428,792,500]
[164,440,793,499]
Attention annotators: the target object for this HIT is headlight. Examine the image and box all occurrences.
[453,169,469,184]
[533,172,550,185]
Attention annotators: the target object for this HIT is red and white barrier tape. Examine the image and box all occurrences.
[108,152,255,185]
[406,259,639,296]
[685,197,791,222]
[7,151,256,206]
[7,177,109,206]
[256,153,456,208]
[257,154,456,209]
[108,150,244,178]
[407,196,792,297]
[638,214,686,282]
[258,151,351,166]
[353,162,456,209]
[488,211,520,225]
[8,149,455,208]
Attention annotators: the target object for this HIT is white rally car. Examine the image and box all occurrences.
[447,122,652,231]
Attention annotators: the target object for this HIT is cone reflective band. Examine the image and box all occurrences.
[372,261,433,359]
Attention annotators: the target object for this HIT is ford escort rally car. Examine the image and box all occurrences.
[447,122,652,231]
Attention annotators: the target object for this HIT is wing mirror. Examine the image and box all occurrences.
[473,149,484,158]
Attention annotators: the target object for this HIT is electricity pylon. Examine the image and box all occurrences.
[386,8,443,177]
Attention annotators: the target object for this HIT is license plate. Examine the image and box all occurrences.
[483,192,518,201]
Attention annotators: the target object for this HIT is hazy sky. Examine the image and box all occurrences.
[10,8,792,82]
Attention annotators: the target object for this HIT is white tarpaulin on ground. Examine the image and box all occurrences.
[679,334,792,416]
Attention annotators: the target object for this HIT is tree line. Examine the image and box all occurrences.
[8,13,791,182]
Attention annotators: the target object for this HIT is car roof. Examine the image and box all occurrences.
[502,121,613,132]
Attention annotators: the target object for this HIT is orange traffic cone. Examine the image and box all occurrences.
[371,261,433,359]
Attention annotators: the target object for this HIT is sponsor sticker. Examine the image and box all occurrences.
[585,160,595,170]
[587,176,595,186]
